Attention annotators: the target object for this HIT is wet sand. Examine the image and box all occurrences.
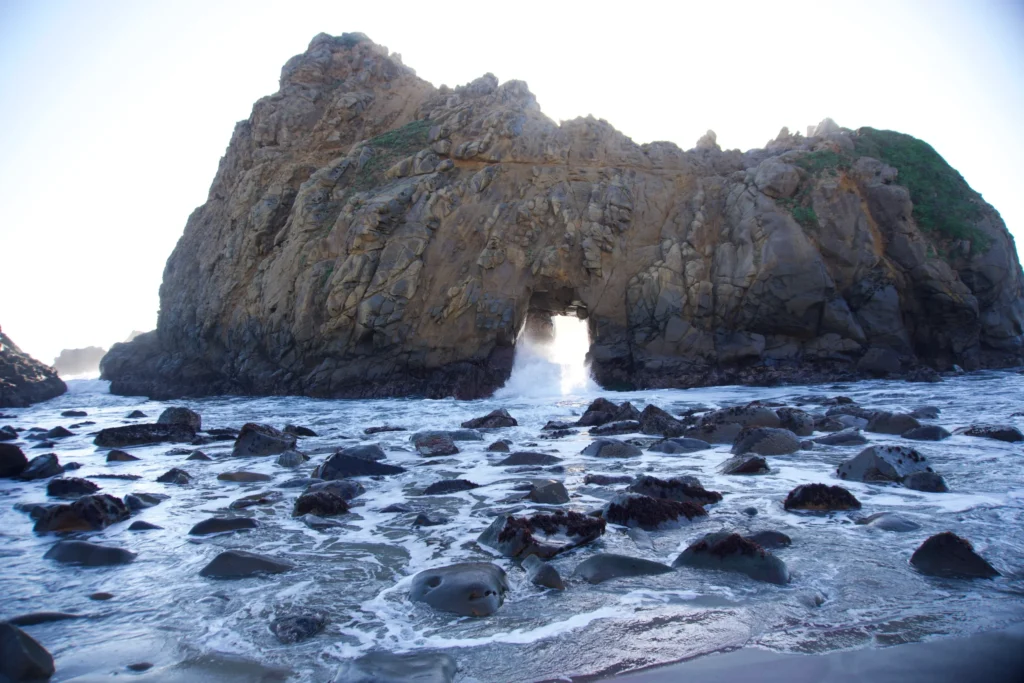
[610,623,1024,683]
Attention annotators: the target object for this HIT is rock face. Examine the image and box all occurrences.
[98,33,1024,401]
[1,328,66,407]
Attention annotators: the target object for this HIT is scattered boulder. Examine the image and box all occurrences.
[45,426,73,439]
[721,455,769,475]
[61,410,87,417]
[158,407,202,431]
[106,449,140,462]
[528,479,569,504]
[581,438,641,458]
[422,479,480,496]
[332,651,456,683]
[583,473,632,485]
[478,510,606,558]
[837,445,933,485]
[275,450,305,468]
[94,423,195,448]
[775,407,815,436]
[157,467,192,484]
[910,532,1000,578]
[487,440,510,452]
[128,520,162,531]
[46,477,99,497]
[199,550,295,579]
[411,432,459,457]
[44,539,136,566]
[33,494,130,532]
[955,424,1024,443]
[686,405,781,443]
[270,613,327,644]
[576,398,639,427]
[413,513,448,527]
[217,471,271,483]
[731,427,801,456]
[410,562,509,617]
[189,517,260,535]
[497,451,561,466]
[124,492,169,511]
[784,484,861,511]
[230,490,284,509]
[603,494,707,530]
[542,420,575,431]
[293,488,351,517]
[673,532,790,584]
[574,553,674,584]
[462,409,517,428]
[0,622,55,682]
[337,444,386,461]
[866,412,921,435]
[232,423,297,457]
[638,405,687,437]
[523,554,564,590]
[126,410,147,418]
[20,453,63,480]
[283,424,318,437]
[903,471,949,492]
[901,425,951,441]
[627,475,722,505]
[313,453,406,479]
[647,437,711,454]
[813,415,846,432]
[746,530,792,549]
[856,511,921,532]
[364,425,405,435]
[306,479,365,500]
[813,428,868,446]
[591,420,641,436]
[910,406,941,419]
[0,442,27,477]
[379,503,412,513]
[0,425,17,442]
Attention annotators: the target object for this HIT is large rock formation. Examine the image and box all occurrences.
[1,327,66,407]
[101,33,1024,399]
[53,346,107,376]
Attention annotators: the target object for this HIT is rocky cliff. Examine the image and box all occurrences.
[101,33,1024,399]
[1,328,67,407]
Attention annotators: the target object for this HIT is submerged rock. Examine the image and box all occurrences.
[20,453,62,480]
[627,475,723,505]
[647,437,712,454]
[230,490,284,509]
[46,477,99,497]
[332,651,456,683]
[217,471,270,483]
[34,494,130,533]
[574,553,673,584]
[199,550,295,578]
[158,467,192,484]
[410,562,509,616]
[856,511,921,532]
[910,532,1000,578]
[523,554,564,590]
[591,420,641,436]
[313,452,406,479]
[673,532,790,584]
[0,622,55,682]
[411,432,459,457]
[746,530,792,549]
[337,444,386,461]
[283,424,318,437]
[903,470,949,492]
[731,427,801,456]
[44,539,136,566]
[189,517,260,535]
[422,479,480,495]
[496,451,561,466]
[461,408,517,428]
[955,424,1024,443]
[901,425,951,441]
[583,473,632,485]
[106,449,140,462]
[270,613,327,644]
[580,438,642,458]
[865,412,921,435]
[720,455,770,475]
[486,440,511,453]
[784,483,862,511]
[232,423,296,457]
[364,425,405,435]
[124,492,169,511]
[128,520,162,531]
[478,510,606,558]
[603,494,707,530]
[413,513,448,527]
[813,428,868,446]
[94,423,195,448]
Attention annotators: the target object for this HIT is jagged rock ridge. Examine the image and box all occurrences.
[101,32,1024,399]
[1,328,67,407]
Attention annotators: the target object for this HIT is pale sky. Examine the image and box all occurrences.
[1,0,1022,365]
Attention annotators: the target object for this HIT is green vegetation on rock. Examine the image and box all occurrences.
[352,119,432,191]
[853,127,989,251]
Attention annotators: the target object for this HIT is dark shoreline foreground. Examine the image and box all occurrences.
[602,623,1024,683]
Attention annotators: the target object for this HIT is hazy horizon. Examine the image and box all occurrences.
[1,0,1022,366]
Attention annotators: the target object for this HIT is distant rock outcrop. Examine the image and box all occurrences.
[102,32,1024,400]
[1,327,66,407]
[53,346,107,376]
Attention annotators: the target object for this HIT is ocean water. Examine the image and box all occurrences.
[1,364,1023,681]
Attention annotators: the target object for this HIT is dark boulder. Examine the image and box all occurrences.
[157,407,202,431]
[0,442,27,477]
[686,405,781,444]
[364,425,405,435]
[574,553,674,584]
[784,484,862,511]
[217,471,271,483]
[478,510,605,558]
[106,449,140,462]
[627,475,722,505]
[128,520,162,531]
[955,424,1024,443]
[487,440,511,452]
[746,530,792,549]
[0,622,55,682]
[270,613,327,644]
[232,423,296,457]
[496,451,561,466]
[199,549,295,578]
[720,455,770,475]
[813,428,868,446]
[413,513,449,527]
[379,503,412,513]
[903,471,949,492]
[603,494,707,530]
[775,407,815,436]
[523,554,564,590]
[638,404,687,437]
[576,398,640,427]
[527,479,569,504]
[673,532,790,584]
[583,473,632,485]
[591,420,640,436]
[313,453,406,479]
[0,425,17,442]
[124,492,169,511]
[461,408,517,428]
[188,450,212,461]
[230,490,284,509]
[157,467,192,484]
[542,420,575,431]
[283,424,318,437]
[332,651,456,683]
[902,425,951,441]
[44,539,136,566]
[837,445,933,485]
[422,479,480,496]
[45,426,73,439]
[410,562,509,617]
[126,410,146,418]
[20,453,62,480]
[61,410,87,417]
[189,517,260,535]
[731,427,801,456]
[337,444,386,461]
[580,438,642,458]
[910,532,1000,578]
[856,511,921,532]
[293,489,350,517]
[910,406,941,419]
[411,432,459,457]
[94,423,195,448]
[306,479,365,500]
[46,477,99,497]
[33,493,130,532]
[813,415,846,432]
[865,411,921,435]
[647,437,711,454]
